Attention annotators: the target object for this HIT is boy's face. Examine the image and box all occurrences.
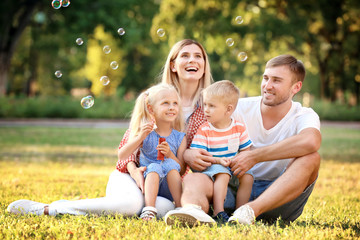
[203,94,231,128]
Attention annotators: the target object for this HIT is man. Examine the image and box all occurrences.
[164,54,321,226]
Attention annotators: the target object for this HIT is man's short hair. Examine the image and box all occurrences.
[266,54,306,83]
[203,80,240,107]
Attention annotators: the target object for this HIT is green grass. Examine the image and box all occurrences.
[0,126,359,239]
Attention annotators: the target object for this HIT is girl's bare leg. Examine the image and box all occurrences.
[167,170,182,207]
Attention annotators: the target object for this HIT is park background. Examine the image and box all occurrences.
[0,0,359,239]
[0,0,360,120]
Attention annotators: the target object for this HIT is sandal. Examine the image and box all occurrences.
[140,206,157,221]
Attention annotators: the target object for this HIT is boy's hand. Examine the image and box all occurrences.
[217,157,231,167]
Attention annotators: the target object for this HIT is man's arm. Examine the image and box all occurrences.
[231,127,321,176]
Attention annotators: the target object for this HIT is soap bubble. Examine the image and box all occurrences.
[117,28,125,36]
[157,28,165,37]
[103,45,111,54]
[54,70,62,78]
[76,38,83,45]
[61,0,70,7]
[51,0,61,9]
[237,52,248,62]
[81,95,94,109]
[110,61,119,70]
[226,38,234,47]
[100,76,110,85]
[235,16,244,24]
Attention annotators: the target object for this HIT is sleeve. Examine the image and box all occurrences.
[115,129,139,173]
[190,125,209,151]
[295,107,321,134]
[238,125,253,150]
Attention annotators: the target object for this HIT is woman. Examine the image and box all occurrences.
[7,39,213,218]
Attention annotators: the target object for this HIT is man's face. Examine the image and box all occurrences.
[261,65,301,107]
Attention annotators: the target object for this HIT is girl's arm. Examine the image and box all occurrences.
[117,122,154,161]
[157,138,187,175]
[175,138,187,175]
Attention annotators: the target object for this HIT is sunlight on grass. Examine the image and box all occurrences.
[0,126,359,239]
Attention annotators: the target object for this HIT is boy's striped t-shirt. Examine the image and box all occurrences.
[190,119,252,158]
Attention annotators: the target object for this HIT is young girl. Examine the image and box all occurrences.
[118,83,187,220]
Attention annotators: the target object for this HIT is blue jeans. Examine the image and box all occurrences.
[225,176,317,223]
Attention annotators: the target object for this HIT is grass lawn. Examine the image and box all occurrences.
[0,126,359,239]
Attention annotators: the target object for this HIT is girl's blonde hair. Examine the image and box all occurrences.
[160,39,213,108]
[129,83,184,140]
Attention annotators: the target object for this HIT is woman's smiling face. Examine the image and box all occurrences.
[171,44,205,83]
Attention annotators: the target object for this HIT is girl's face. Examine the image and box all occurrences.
[151,90,179,123]
[171,44,205,84]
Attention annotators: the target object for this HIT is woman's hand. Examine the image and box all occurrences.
[184,149,217,171]
[127,162,147,193]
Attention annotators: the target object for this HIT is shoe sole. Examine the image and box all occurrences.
[166,213,215,227]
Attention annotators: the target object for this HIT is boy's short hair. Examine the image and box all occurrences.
[203,80,240,106]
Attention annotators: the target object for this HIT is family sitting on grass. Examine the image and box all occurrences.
[7,39,321,226]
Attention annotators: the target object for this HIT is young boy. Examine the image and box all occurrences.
[190,80,253,223]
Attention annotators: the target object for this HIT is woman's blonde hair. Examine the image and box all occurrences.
[160,39,213,107]
[129,83,184,140]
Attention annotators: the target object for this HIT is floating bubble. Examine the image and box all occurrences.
[61,0,70,7]
[226,38,234,47]
[51,0,61,9]
[76,38,83,46]
[157,28,165,38]
[117,28,125,36]
[54,70,62,78]
[235,16,244,24]
[103,45,111,54]
[81,95,94,109]
[237,52,248,62]
[100,76,110,85]
[110,61,119,70]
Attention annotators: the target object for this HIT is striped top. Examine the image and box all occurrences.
[190,118,252,158]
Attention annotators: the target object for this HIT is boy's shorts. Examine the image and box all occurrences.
[197,164,254,181]
[224,175,317,223]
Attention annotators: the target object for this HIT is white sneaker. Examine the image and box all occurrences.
[7,199,47,215]
[164,204,216,227]
[228,205,255,225]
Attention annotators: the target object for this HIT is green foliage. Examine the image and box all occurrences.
[3,0,360,105]
[0,126,359,239]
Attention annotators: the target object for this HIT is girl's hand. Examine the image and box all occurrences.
[157,141,174,159]
[138,122,154,140]
[217,157,231,167]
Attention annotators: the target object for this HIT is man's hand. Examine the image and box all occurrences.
[230,151,257,178]
[184,149,217,171]
[128,166,147,193]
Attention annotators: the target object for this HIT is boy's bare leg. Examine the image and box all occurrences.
[236,174,254,208]
[247,152,320,217]
[213,173,230,216]
[167,170,182,208]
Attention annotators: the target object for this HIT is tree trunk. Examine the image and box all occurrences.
[0,53,11,96]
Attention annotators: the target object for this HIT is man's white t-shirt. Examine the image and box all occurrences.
[232,96,320,181]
